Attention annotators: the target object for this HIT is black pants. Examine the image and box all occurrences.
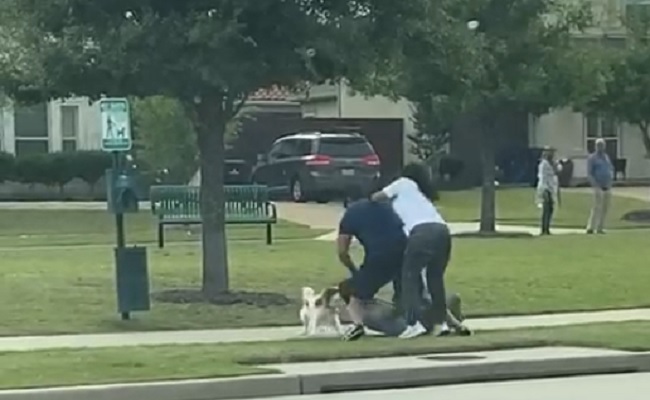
[541,190,554,235]
[401,222,452,326]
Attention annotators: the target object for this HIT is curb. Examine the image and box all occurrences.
[2,353,650,400]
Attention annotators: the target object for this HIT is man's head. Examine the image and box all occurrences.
[595,138,606,154]
[345,186,367,207]
[402,162,433,198]
[542,146,555,161]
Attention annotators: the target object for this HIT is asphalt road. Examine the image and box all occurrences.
[238,373,650,400]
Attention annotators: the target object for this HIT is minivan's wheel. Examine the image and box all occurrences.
[290,178,307,203]
[315,195,330,204]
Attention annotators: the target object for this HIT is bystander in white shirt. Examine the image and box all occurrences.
[536,158,560,208]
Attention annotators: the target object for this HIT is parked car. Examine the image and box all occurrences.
[251,132,381,203]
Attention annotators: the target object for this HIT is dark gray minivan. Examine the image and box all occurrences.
[251,132,381,203]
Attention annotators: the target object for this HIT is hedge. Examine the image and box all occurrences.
[0,151,112,190]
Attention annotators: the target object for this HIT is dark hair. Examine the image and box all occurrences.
[346,186,366,203]
[402,162,434,199]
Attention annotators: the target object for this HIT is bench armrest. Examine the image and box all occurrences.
[266,201,278,222]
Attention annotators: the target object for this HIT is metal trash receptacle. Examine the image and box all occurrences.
[114,246,151,315]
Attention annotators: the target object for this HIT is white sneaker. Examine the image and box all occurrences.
[399,321,428,339]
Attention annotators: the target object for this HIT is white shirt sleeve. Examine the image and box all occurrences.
[381,177,408,199]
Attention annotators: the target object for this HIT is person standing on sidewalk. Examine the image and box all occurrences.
[586,138,613,234]
[536,147,560,235]
[371,163,454,339]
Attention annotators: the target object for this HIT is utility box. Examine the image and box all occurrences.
[114,246,151,315]
[106,168,139,214]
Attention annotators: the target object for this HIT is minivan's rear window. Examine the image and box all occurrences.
[318,136,374,157]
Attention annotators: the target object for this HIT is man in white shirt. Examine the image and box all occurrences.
[372,163,469,339]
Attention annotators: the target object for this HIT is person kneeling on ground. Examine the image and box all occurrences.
[359,291,469,338]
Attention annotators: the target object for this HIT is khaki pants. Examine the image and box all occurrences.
[587,188,611,232]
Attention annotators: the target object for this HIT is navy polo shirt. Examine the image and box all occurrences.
[339,199,407,265]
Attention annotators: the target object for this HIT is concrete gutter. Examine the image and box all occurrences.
[2,350,650,400]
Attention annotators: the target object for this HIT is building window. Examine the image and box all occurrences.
[14,103,49,157]
[624,0,650,28]
[61,105,79,152]
[585,113,619,160]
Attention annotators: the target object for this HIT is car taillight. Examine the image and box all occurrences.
[306,154,332,166]
[362,154,381,166]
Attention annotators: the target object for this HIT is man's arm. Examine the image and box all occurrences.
[338,210,358,275]
[370,177,404,202]
[586,155,597,187]
[337,234,357,275]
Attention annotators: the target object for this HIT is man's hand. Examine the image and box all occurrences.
[337,234,357,275]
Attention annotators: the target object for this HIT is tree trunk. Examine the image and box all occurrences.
[479,115,496,233]
[194,98,229,295]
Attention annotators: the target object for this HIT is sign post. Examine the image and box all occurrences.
[101,98,131,258]
[100,98,150,321]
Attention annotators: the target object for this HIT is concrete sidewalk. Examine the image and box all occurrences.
[315,222,585,241]
[1,308,648,352]
[3,347,650,400]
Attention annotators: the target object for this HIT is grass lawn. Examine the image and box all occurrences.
[0,188,647,249]
[1,231,650,335]
[437,188,650,229]
[1,321,650,389]
[0,209,326,248]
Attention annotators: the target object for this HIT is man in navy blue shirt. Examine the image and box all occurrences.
[336,189,407,341]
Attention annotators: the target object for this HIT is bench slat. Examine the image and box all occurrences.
[150,184,276,223]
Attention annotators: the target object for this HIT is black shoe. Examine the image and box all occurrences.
[455,326,473,336]
[342,324,365,341]
[586,229,594,234]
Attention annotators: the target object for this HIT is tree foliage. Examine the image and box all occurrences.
[367,0,593,232]
[584,10,650,156]
[0,0,419,294]
[132,96,199,184]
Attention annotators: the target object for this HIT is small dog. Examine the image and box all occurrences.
[299,286,343,336]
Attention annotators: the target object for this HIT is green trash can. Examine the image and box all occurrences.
[114,246,150,317]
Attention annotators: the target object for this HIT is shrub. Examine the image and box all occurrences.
[14,154,49,186]
[48,152,77,193]
[0,151,15,183]
[11,151,112,193]
[438,156,465,181]
[69,151,112,189]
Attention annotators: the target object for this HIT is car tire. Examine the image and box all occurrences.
[290,177,308,203]
[315,192,330,204]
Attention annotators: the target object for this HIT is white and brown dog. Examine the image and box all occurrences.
[299,286,343,336]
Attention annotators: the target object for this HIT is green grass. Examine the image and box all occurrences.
[2,231,650,336]
[0,189,648,335]
[2,321,650,390]
[0,209,326,248]
[437,188,650,229]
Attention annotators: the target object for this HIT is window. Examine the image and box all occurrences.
[317,136,374,157]
[278,140,302,158]
[624,0,650,29]
[295,139,313,156]
[61,105,79,152]
[14,103,49,157]
[585,113,619,160]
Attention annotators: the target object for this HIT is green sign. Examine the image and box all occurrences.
[100,98,132,152]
